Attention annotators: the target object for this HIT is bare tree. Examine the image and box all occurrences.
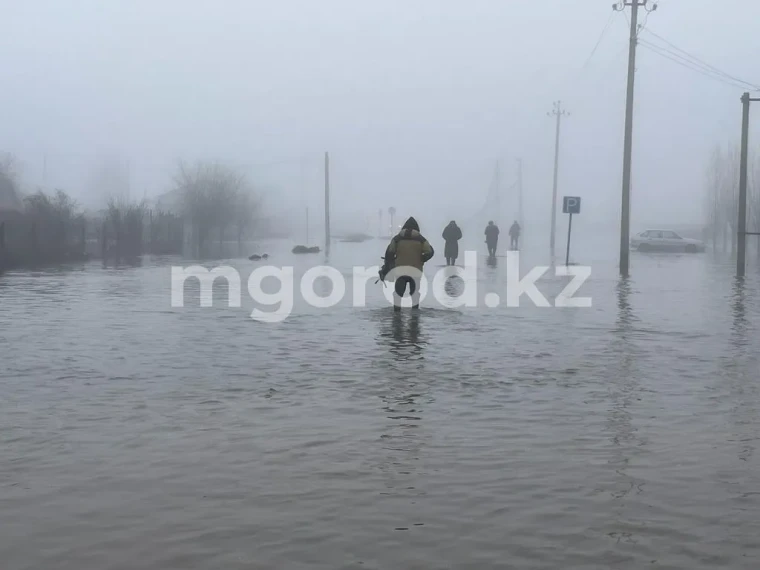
[0,152,23,210]
[704,143,743,254]
[174,160,259,257]
[704,145,722,251]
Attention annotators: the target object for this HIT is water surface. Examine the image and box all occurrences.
[1,239,759,569]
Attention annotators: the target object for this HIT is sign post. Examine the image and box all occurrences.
[562,196,581,266]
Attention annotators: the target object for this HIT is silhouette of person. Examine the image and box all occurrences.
[442,220,462,266]
[484,221,499,257]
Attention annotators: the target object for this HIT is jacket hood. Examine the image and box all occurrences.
[402,216,420,231]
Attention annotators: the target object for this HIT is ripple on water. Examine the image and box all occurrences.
[1,249,760,569]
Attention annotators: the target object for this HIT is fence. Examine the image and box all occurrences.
[0,209,185,271]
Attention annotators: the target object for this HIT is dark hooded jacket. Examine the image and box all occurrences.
[442,221,462,259]
[485,222,499,244]
[383,216,434,272]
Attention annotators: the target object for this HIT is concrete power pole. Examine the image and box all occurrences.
[548,101,568,257]
[616,0,653,277]
[517,158,524,230]
[737,92,754,277]
[324,151,331,255]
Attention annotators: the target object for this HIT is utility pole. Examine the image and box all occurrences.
[548,101,568,257]
[736,92,760,277]
[324,152,330,254]
[125,158,132,201]
[516,158,524,229]
[616,0,656,277]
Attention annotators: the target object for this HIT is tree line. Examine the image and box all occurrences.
[703,143,760,256]
[0,153,262,269]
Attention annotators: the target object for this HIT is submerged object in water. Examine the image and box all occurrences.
[248,253,269,261]
[340,233,372,243]
[292,245,320,254]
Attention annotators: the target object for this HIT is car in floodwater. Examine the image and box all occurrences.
[631,229,706,253]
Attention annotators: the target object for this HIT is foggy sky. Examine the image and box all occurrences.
[1,0,758,233]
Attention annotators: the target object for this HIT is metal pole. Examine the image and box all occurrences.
[565,213,573,266]
[619,0,641,277]
[737,92,750,278]
[324,152,330,254]
[517,158,524,230]
[550,102,562,256]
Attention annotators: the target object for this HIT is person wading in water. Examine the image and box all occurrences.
[484,220,500,257]
[379,216,434,310]
[442,220,462,266]
[508,220,521,250]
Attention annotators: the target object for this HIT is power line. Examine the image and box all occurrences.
[637,10,652,36]
[639,40,746,89]
[639,39,760,90]
[547,9,624,102]
[642,29,760,91]
[580,11,618,71]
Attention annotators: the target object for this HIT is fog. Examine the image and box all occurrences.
[2,0,759,239]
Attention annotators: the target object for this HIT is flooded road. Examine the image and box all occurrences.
[1,238,759,569]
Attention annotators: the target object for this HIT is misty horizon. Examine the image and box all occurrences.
[2,0,759,234]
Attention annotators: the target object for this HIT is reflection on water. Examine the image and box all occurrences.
[615,277,635,333]
[2,246,760,569]
[604,277,645,514]
[377,310,425,363]
[726,277,759,464]
[373,310,430,523]
[102,256,143,269]
[443,275,463,299]
[731,277,748,348]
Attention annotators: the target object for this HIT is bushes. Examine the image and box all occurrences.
[0,189,87,268]
[103,197,147,259]
[0,153,263,269]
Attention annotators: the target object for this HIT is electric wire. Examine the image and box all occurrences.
[639,38,760,91]
[641,29,760,90]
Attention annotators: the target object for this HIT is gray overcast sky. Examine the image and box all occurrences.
[1,0,758,232]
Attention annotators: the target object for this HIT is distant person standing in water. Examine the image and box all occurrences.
[442,220,462,266]
[379,216,434,310]
[509,220,521,250]
[484,221,499,257]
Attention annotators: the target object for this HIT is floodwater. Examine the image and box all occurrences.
[1,236,759,570]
